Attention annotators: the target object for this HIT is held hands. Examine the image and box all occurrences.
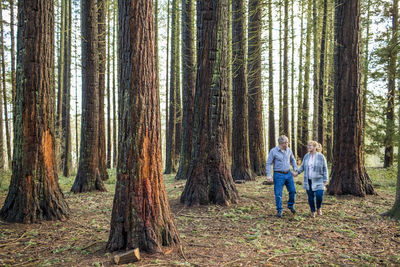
[267,176,273,182]
[292,171,299,177]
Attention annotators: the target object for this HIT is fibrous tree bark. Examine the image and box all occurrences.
[97,0,109,180]
[231,0,254,181]
[248,0,266,176]
[107,0,180,252]
[383,0,398,168]
[282,0,289,137]
[299,0,312,159]
[327,0,374,196]
[268,0,276,151]
[107,0,112,169]
[61,0,72,177]
[0,2,11,168]
[72,0,106,193]
[296,0,304,159]
[290,0,295,151]
[312,0,319,140]
[317,0,327,147]
[165,0,179,174]
[112,2,117,168]
[0,0,70,223]
[180,0,239,206]
[176,0,195,180]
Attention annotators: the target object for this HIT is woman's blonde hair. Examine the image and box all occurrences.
[307,141,323,152]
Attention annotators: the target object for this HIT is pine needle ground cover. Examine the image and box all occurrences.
[0,167,399,266]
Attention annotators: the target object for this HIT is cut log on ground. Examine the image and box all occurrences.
[113,248,140,265]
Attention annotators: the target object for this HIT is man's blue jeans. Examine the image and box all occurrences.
[273,172,296,212]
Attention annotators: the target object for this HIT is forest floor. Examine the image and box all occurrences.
[0,167,400,266]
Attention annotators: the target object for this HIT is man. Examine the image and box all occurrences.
[266,135,298,218]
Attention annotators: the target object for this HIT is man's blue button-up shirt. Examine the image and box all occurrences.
[266,146,298,177]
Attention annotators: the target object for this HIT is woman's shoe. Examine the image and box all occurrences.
[317,209,322,215]
[311,212,316,218]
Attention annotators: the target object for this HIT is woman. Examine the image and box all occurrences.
[296,141,328,217]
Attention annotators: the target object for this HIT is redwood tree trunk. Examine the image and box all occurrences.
[268,0,276,151]
[97,0,108,180]
[0,0,70,223]
[231,0,254,182]
[282,0,289,137]
[317,0,327,147]
[10,0,16,120]
[180,0,239,206]
[175,0,195,181]
[107,0,180,252]
[72,0,106,193]
[165,0,179,174]
[248,0,266,176]
[296,0,304,159]
[61,0,72,177]
[299,0,312,159]
[383,0,398,168]
[0,3,11,167]
[327,0,374,196]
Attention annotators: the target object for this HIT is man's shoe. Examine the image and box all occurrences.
[289,207,296,214]
[317,209,322,215]
[276,211,283,218]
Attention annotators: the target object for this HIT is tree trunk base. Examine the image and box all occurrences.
[0,179,69,223]
[232,167,255,182]
[71,170,107,193]
[327,168,374,197]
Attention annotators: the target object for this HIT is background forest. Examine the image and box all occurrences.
[0,0,399,266]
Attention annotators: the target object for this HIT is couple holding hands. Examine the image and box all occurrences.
[266,135,328,218]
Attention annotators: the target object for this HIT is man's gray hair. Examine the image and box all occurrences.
[278,135,289,144]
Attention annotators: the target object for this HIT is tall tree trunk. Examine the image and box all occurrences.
[361,0,371,149]
[10,0,16,123]
[180,0,239,206]
[268,0,276,151]
[296,0,304,159]
[383,0,398,168]
[290,0,295,152]
[278,1,283,135]
[282,0,289,137]
[75,24,79,168]
[0,0,70,223]
[165,0,170,170]
[72,0,106,193]
[56,0,66,172]
[61,0,72,177]
[107,0,180,252]
[325,0,334,163]
[112,2,117,168]
[0,3,11,168]
[165,0,178,174]
[227,0,233,159]
[384,0,400,218]
[174,10,182,168]
[327,0,374,196]
[107,0,112,169]
[97,0,109,180]
[176,0,195,180]
[317,0,327,146]
[232,0,254,181]
[299,0,312,159]
[312,0,319,140]
[248,0,266,176]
